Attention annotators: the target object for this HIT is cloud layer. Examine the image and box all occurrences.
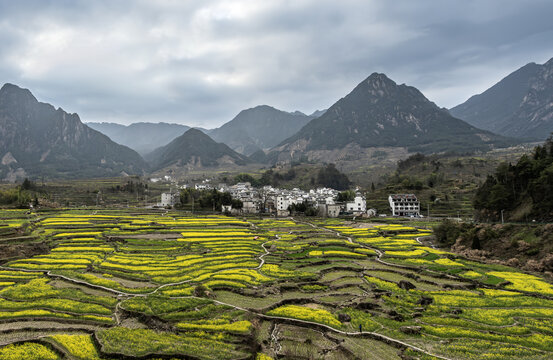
[1,0,552,127]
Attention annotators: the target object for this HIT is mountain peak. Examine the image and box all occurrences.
[0,84,147,180]
[275,72,512,155]
[147,126,250,171]
[251,105,276,111]
[181,127,206,137]
[208,104,314,155]
[450,57,553,139]
[364,72,396,88]
[0,83,37,103]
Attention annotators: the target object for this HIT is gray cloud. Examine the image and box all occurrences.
[1,0,552,127]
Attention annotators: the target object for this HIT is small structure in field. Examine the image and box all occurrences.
[159,192,180,207]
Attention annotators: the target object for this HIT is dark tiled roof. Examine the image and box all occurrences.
[389,194,418,201]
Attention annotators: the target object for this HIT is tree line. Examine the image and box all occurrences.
[473,136,553,221]
[177,188,243,211]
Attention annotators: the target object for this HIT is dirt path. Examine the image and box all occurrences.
[0,220,455,360]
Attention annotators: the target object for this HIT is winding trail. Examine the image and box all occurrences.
[252,310,452,360]
[255,241,272,270]
[0,220,457,360]
[270,323,282,354]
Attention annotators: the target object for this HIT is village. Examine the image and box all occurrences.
[158,180,421,218]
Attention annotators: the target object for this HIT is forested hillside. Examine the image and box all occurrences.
[474,136,553,221]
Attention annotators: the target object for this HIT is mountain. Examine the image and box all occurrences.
[0,83,147,181]
[208,105,315,155]
[272,73,513,160]
[310,109,327,118]
[450,57,553,139]
[248,149,268,163]
[87,122,190,155]
[146,128,251,171]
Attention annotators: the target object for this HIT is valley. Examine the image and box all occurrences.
[1,209,553,359]
[1,6,552,358]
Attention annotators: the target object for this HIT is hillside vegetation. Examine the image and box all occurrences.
[434,220,553,276]
[365,146,531,217]
[474,137,553,221]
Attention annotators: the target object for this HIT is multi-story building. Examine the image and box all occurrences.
[388,194,420,217]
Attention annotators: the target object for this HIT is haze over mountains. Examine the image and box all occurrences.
[3,57,553,181]
[88,106,321,156]
[87,122,190,156]
[0,84,147,181]
[207,105,318,155]
[450,57,553,139]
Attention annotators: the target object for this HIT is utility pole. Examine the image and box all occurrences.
[501,209,504,224]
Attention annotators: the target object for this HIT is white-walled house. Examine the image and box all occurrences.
[242,200,258,214]
[346,195,366,214]
[160,192,180,207]
[276,196,290,211]
[388,194,420,217]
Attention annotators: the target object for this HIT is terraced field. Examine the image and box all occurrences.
[1,209,553,359]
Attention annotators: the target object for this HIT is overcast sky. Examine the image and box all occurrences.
[1,0,552,127]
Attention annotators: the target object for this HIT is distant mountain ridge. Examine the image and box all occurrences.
[208,105,317,155]
[271,73,513,162]
[0,83,147,181]
[146,128,251,171]
[88,105,322,156]
[450,57,553,139]
[87,122,190,155]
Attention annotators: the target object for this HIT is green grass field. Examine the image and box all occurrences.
[0,209,552,359]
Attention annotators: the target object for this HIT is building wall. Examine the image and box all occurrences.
[346,196,366,212]
[388,195,420,216]
[160,192,179,207]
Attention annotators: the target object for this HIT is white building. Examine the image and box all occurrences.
[388,194,420,217]
[195,183,213,190]
[276,196,291,211]
[234,182,251,191]
[160,192,180,207]
[346,195,366,214]
[242,200,259,214]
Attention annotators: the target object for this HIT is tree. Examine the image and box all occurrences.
[234,173,259,187]
[316,164,351,190]
[397,153,426,172]
[21,178,33,190]
[473,137,553,221]
[288,201,317,216]
[336,190,355,202]
[231,198,243,209]
[180,188,241,212]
